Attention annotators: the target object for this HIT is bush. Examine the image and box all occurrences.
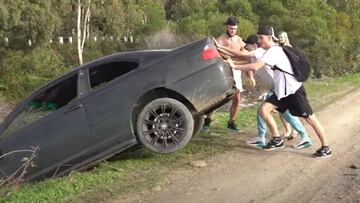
[176,13,209,40]
[0,46,69,101]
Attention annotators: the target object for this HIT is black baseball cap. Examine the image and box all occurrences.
[257,25,279,41]
[224,16,239,26]
[244,34,258,44]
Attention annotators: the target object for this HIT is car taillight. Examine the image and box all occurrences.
[202,44,220,61]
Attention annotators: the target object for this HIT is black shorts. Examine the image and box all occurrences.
[265,85,313,117]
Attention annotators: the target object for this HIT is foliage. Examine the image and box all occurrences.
[0,0,60,50]
[90,0,126,37]
[218,0,259,23]
[0,0,359,98]
[0,46,69,100]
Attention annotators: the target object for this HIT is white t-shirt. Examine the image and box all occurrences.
[251,48,274,89]
[252,48,266,59]
[260,46,302,99]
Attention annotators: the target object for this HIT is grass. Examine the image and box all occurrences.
[1,73,360,203]
[305,73,360,110]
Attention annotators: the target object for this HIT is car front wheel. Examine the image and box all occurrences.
[136,98,194,153]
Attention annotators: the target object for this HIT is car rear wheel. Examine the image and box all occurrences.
[136,98,194,153]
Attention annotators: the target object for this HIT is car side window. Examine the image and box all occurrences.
[89,61,138,89]
[2,74,78,138]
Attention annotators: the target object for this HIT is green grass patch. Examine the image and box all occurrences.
[305,73,360,110]
[1,73,360,203]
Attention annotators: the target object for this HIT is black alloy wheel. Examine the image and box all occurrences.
[136,98,194,153]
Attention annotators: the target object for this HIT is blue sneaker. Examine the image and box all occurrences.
[293,139,313,149]
[247,137,266,147]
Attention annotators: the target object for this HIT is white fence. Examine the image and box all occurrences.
[2,35,134,47]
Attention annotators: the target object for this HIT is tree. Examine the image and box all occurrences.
[0,0,60,50]
[77,0,91,66]
[90,0,126,36]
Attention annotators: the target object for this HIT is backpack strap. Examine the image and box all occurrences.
[271,65,294,76]
[270,45,295,76]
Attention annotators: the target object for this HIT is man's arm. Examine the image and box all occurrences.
[218,46,252,58]
[214,36,252,58]
[228,59,265,72]
[217,47,240,58]
[231,59,251,65]
[244,71,256,88]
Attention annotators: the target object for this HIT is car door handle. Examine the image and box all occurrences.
[65,104,83,114]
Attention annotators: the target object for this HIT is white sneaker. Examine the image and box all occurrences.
[247,137,266,147]
[293,139,313,149]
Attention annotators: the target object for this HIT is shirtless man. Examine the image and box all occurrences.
[203,16,250,132]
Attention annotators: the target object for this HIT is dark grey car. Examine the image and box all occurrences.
[0,37,237,182]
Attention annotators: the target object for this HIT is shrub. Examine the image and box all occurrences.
[0,46,68,101]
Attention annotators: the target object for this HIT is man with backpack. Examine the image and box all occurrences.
[226,25,331,158]
[240,34,313,149]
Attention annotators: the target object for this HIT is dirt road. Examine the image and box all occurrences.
[118,89,360,203]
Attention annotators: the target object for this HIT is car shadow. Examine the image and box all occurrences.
[109,145,155,161]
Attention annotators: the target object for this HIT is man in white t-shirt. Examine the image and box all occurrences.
[227,25,331,158]
[241,34,313,149]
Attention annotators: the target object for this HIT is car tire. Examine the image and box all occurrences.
[193,115,204,136]
[136,98,194,153]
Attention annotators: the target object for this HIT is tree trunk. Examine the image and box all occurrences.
[77,0,83,66]
[77,0,91,66]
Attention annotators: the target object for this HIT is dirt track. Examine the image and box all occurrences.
[116,89,360,203]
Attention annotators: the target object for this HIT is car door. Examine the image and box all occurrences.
[0,72,91,180]
[81,60,139,153]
